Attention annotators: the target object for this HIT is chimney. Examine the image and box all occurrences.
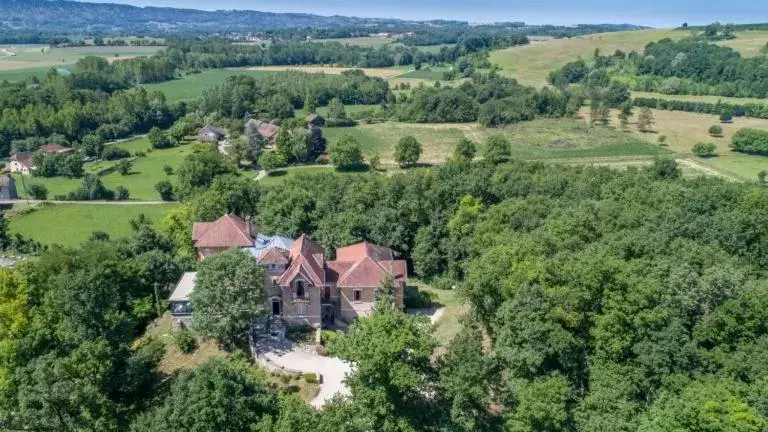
[245,216,254,238]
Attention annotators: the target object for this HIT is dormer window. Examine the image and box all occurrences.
[296,280,305,298]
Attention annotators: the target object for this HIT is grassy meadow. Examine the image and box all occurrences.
[323,117,670,165]
[8,202,177,247]
[716,30,768,57]
[489,29,689,87]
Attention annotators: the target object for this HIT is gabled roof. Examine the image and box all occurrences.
[169,272,196,301]
[192,214,255,248]
[9,152,33,168]
[277,234,325,286]
[336,241,395,262]
[335,256,406,287]
[38,144,74,153]
[199,125,224,137]
[259,246,289,264]
[246,119,280,139]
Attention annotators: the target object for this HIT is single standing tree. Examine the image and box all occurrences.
[191,249,267,348]
[148,126,173,149]
[117,159,132,175]
[154,180,175,201]
[483,134,512,164]
[368,153,381,171]
[618,102,633,129]
[637,107,654,132]
[394,135,422,168]
[720,109,733,123]
[709,124,723,136]
[258,151,286,173]
[758,170,767,184]
[327,98,347,121]
[329,134,363,169]
[454,137,477,161]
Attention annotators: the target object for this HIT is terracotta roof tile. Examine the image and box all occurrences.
[192,214,255,248]
[258,246,289,264]
[38,144,74,153]
[336,241,394,262]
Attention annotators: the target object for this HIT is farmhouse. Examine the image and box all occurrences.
[7,152,34,175]
[198,125,225,142]
[0,175,18,200]
[244,118,280,142]
[171,213,406,328]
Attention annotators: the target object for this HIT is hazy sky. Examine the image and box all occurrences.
[77,0,766,27]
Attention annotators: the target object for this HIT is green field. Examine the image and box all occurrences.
[320,36,394,48]
[0,66,68,82]
[142,69,277,102]
[401,67,452,80]
[259,165,340,186]
[323,118,670,165]
[8,203,177,247]
[14,137,196,201]
[717,30,768,57]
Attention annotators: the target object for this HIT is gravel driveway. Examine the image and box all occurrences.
[256,340,351,407]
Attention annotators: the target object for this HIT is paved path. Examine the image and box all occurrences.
[406,306,446,325]
[256,340,351,407]
[254,170,267,181]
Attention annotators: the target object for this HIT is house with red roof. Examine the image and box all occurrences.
[176,213,406,328]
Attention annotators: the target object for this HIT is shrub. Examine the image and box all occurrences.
[692,142,717,157]
[720,108,733,123]
[657,135,667,146]
[27,183,48,200]
[708,124,723,136]
[320,330,342,347]
[155,180,175,201]
[303,373,319,384]
[731,128,768,155]
[174,330,198,354]
[115,186,130,200]
[117,159,132,175]
[258,151,286,173]
[280,374,292,384]
[483,134,512,163]
[163,164,174,175]
[102,146,131,161]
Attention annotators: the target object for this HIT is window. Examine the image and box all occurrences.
[374,289,380,300]
[353,289,362,302]
[271,299,281,316]
[203,248,212,257]
[296,280,305,298]
[297,303,307,316]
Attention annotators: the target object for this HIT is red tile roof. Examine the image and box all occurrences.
[38,144,74,153]
[192,214,255,248]
[336,241,394,262]
[277,234,325,287]
[246,119,280,139]
[9,152,33,168]
[329,241,406,288]
[258,246,289,264]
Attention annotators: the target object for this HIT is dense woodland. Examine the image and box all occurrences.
[3,157,768,430]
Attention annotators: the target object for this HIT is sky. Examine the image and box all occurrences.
[77,0,767,28]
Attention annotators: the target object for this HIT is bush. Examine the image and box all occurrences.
[303,373,319,384]
[117,159,132,175]
[67,174,115,201]
[174,330,198,354]
[155,180,175,201]
[720,108,733,123]
[259,151,286,173]
[102,146,131,161]
[708,124,723,136]
[280,374,292,384]
[731,128,768,155]
[115,186,130,200]
[27,183,48,200]
[483,134,512,163]
[163,164,173,175]
[320,330,342,347]
[403,289,437,309]
[692,142,717,157]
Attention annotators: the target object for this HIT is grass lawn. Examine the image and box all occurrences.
[8,202,177,247]
[143,313,227,375]
[295,103,382,119]
[323,118,669,165]
[99,137,195,200]
[697,153,768,182]
[142,69,277,102]
[409,280,466,347]
[0,66,68,82]
[258,165,339,186]
[489,29,689,87]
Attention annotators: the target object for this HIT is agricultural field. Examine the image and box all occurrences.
[400,66,452,80]
[489,29,689,87]
[0,44,162,82]
[8,202,177,247]
[142,69,277,102]
[319,35,395,48]
[323,117,669,165]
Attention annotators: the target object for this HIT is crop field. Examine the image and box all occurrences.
[323,117,669,165]
[488,29,690,87]
[8,202,177,247]
[142,69,277,102]
[319,36,394,48]
[0,44,161,70]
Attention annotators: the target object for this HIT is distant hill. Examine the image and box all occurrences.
[0,0,647,36]
[0,0,433,34]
